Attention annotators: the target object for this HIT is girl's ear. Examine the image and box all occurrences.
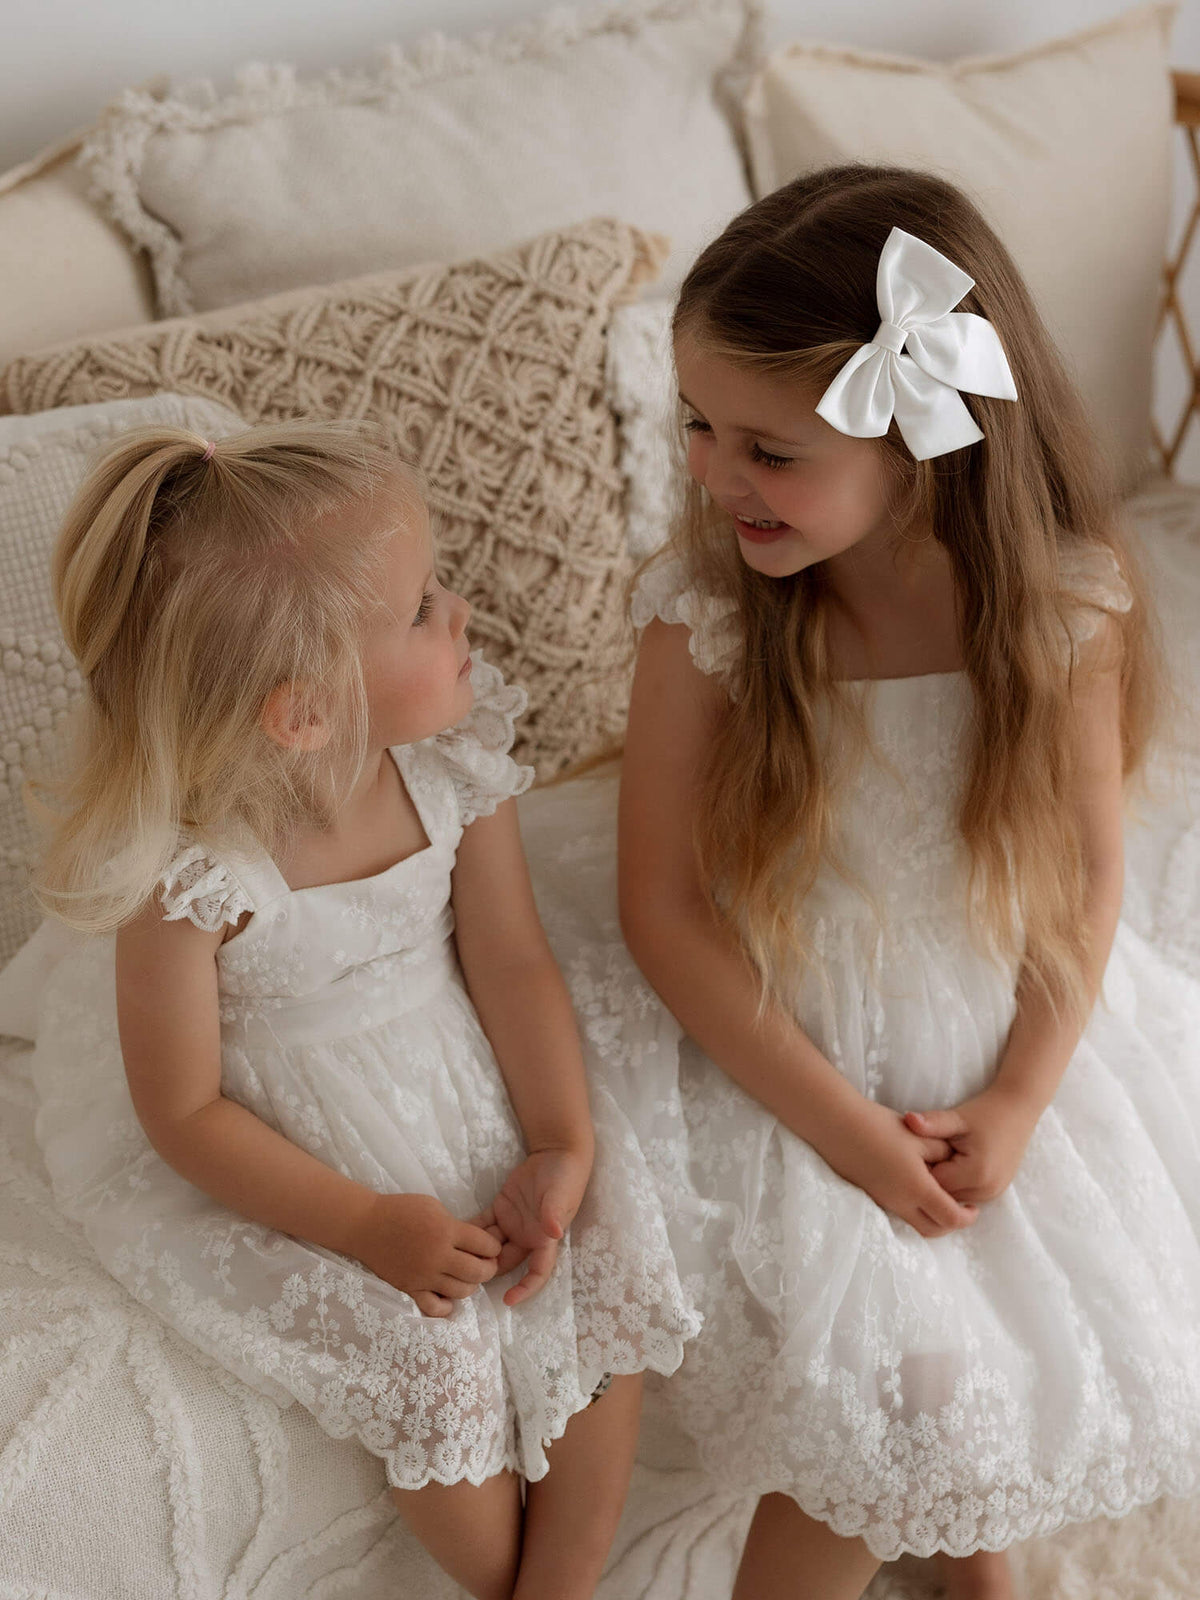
[261,683,332,752]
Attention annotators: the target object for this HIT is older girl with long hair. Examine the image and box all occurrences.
[0,421,699,1600]
[602,166,1200,1597]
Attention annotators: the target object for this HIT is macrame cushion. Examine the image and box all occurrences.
[79,0,758,317]
[1,218,661,783]
[0,394,245,968]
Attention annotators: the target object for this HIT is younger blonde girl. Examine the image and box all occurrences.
[0,422,698,1600]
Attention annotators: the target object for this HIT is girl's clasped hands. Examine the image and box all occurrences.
[347,1148,589,1319]
[398,1147,591,1319]
[858,1084,1043,1237]
[906,1085,1042,1210]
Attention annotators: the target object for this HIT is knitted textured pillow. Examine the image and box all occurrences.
[2,219,661,781]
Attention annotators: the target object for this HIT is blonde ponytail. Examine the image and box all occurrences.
[32,421,418,933]
[55,437,199,680]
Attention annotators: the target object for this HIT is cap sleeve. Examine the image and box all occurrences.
[1059,542,1133,659]
[159,841,255,933]
[631,551,742,689]
[433,653,534,828]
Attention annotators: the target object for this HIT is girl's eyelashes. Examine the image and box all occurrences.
[413,590,435,627]
[682,414,794,470]
[750,442,794,470]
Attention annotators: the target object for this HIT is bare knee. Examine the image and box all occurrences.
[734,1494,880,1600]
[390,1474,522,1600]
[465,1573,517,1600]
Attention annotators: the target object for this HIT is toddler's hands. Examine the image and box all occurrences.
[349,1192,502,1318]
[823,1098,978,1239]
[467,1204,527,1278]
[489,1147,592,1308]
[905,1085,1041,1205]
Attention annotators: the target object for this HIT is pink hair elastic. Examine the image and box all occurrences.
[200,439,216,462]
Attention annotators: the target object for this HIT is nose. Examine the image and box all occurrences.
[690,435,752,504]
[449,590,471,636]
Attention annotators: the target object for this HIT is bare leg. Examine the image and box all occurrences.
[391,1470,523,1600]
[732,1492,881,1600]
[514,1373,644,1600]
[937,1551,1015,1599]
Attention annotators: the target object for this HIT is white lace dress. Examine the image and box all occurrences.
[522,553,1200,1560]
[0,657,699,1490]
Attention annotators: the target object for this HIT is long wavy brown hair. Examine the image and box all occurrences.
[669,165,1160,1018]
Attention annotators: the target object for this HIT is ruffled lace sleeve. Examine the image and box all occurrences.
[631,551,742,689]
[1059,542,1133,658]
[159,841,255,933]
[434,653,534,828]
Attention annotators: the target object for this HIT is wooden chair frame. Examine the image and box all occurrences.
[1158,70,1200,474]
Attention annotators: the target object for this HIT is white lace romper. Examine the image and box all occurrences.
[10,656,699,1489]
[523,549,1200,1559]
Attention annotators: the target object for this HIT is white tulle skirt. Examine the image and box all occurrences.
[522,769,1200,1560]
[2,922,699,1490]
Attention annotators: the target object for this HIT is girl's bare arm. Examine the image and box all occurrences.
[451,799,595,1299]
[116,908,500,1310]
[991,622,1127,1109]
[451,798,594,1170]
[908,620,1126,1201]
[619,618,973,1238]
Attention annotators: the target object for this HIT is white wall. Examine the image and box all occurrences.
[2,0,1197,172]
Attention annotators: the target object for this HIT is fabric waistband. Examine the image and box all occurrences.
[219,936,460,1048]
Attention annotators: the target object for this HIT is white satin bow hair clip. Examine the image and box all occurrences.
[815,226,1018,461]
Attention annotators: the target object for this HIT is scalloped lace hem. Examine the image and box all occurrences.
[107,1224,701,1492]
[374,1339,695,1492]
[701,1448,1200,1561]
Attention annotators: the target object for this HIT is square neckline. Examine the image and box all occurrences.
[268,745,439,897]
[218,745,445,943]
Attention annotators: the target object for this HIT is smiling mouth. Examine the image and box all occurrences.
[732,512,792,544]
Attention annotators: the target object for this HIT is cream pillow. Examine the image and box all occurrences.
[741,3,1175,486]
[2,219,660,785]
[0,138,156,367]
[81,0,758,317]
[0,394,245,967]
